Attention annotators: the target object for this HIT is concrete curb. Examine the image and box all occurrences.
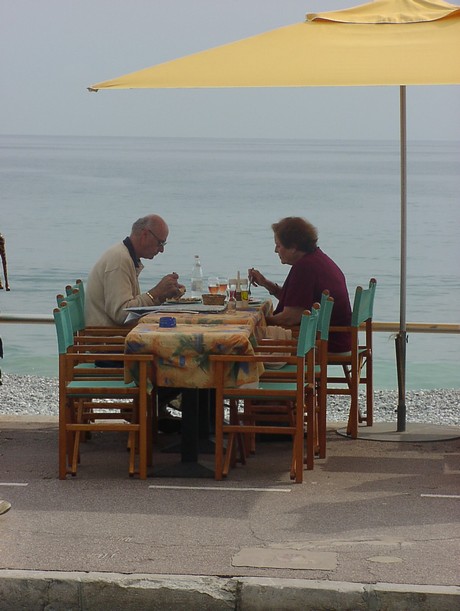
[0,570,458,610]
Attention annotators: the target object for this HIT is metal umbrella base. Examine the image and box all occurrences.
[336,421,460,442]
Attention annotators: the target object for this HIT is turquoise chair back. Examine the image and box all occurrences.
[296,303,319,358]
[318,291,334,342]
[53,303,74,354]
[57,288,85,333]
[351,278,377,327]
[66,279,85,304]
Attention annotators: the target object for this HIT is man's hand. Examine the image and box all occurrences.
[150,273,185,302]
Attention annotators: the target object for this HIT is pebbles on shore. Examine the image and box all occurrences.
[0,373,458,425]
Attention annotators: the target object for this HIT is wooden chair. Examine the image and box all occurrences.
[58,283,157,451]
[210,306,319,483]
[327,278,377,439]
[54,301,153,479]
[253,291,334,459]
[59,280,161,442]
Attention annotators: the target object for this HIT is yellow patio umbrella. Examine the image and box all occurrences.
[89,0,459,90]
[89,0,460,432]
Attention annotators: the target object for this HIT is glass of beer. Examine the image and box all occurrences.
[207,276,219,294]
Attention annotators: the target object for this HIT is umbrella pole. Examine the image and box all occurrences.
[397,85,407,432]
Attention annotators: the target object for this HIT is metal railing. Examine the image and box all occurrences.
[0,314,54,325]
[371,321,460,334]
[1,313,459,334]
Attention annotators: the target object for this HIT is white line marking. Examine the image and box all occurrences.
[421,494,460,499]
[149,485,291,492]
[0,482,28,487]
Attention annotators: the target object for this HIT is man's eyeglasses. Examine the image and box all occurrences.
[147,229,167,247]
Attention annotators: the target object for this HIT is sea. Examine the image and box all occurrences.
[1,134,459,390]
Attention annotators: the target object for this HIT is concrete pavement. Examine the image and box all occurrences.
[0,415,459,610]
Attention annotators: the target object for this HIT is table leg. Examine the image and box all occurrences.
[181,388,199,461]
[161,389,215,455]
[151,388,214,478]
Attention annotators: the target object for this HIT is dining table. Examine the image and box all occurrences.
[124,299,273,477]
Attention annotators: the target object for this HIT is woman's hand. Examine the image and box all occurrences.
[248,268,281,298]
[248,268,266,288]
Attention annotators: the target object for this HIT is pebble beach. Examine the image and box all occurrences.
[1,373,458,425]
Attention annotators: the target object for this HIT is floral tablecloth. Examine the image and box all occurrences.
[138,299,272,342]
[125,301,272,388]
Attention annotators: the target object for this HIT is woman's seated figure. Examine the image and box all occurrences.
[249,216,352,353]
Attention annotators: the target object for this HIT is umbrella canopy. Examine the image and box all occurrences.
[88,0,460,431]
[89,0,460,91]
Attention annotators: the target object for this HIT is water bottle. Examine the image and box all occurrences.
[190,255,204,298]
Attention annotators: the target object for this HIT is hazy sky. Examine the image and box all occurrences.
[2,0,459,141]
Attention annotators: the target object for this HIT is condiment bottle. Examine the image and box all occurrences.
[235,270,242,303]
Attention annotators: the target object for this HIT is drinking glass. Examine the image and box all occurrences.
[218,277,228,295]
[228,280,237,301]
[207,276,219,294]
[240,279,249,309]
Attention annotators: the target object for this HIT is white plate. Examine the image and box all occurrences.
[165,298,202,304]
[125,304,227,314]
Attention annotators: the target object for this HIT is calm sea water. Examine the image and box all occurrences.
[1,134,459,389]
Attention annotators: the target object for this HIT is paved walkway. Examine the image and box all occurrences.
[0,415,459,609]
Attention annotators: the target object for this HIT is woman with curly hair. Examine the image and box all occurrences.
[249,216,352,352]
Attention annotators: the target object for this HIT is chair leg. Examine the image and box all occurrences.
[214,365,225,481]
[230,400,247,469]
[138,395,147,482]
[295,402,305,483]
[66,420,75,469]
[366,353,374,426]
[346,367,359,439]
[357,354,366,424]
[59,395,71,479]
[313,402,320,459]
[339,362,359,437]
[70,400,86,476]
[222,398,247,477]
[222,434,235,477]
[70,431,80,476]
[146,393,154,467]
[235,432,247,467]
[290,402,302,480]
[315,379,327,459]
[290,432,296,481]
[242,400,256,455]
[128,430,136,476]
[342,363,352,387]
[304,392,315,472]
[222,401,246,477]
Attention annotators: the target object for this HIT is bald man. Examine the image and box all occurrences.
[85,215,184,431]
[85,215,184,327]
